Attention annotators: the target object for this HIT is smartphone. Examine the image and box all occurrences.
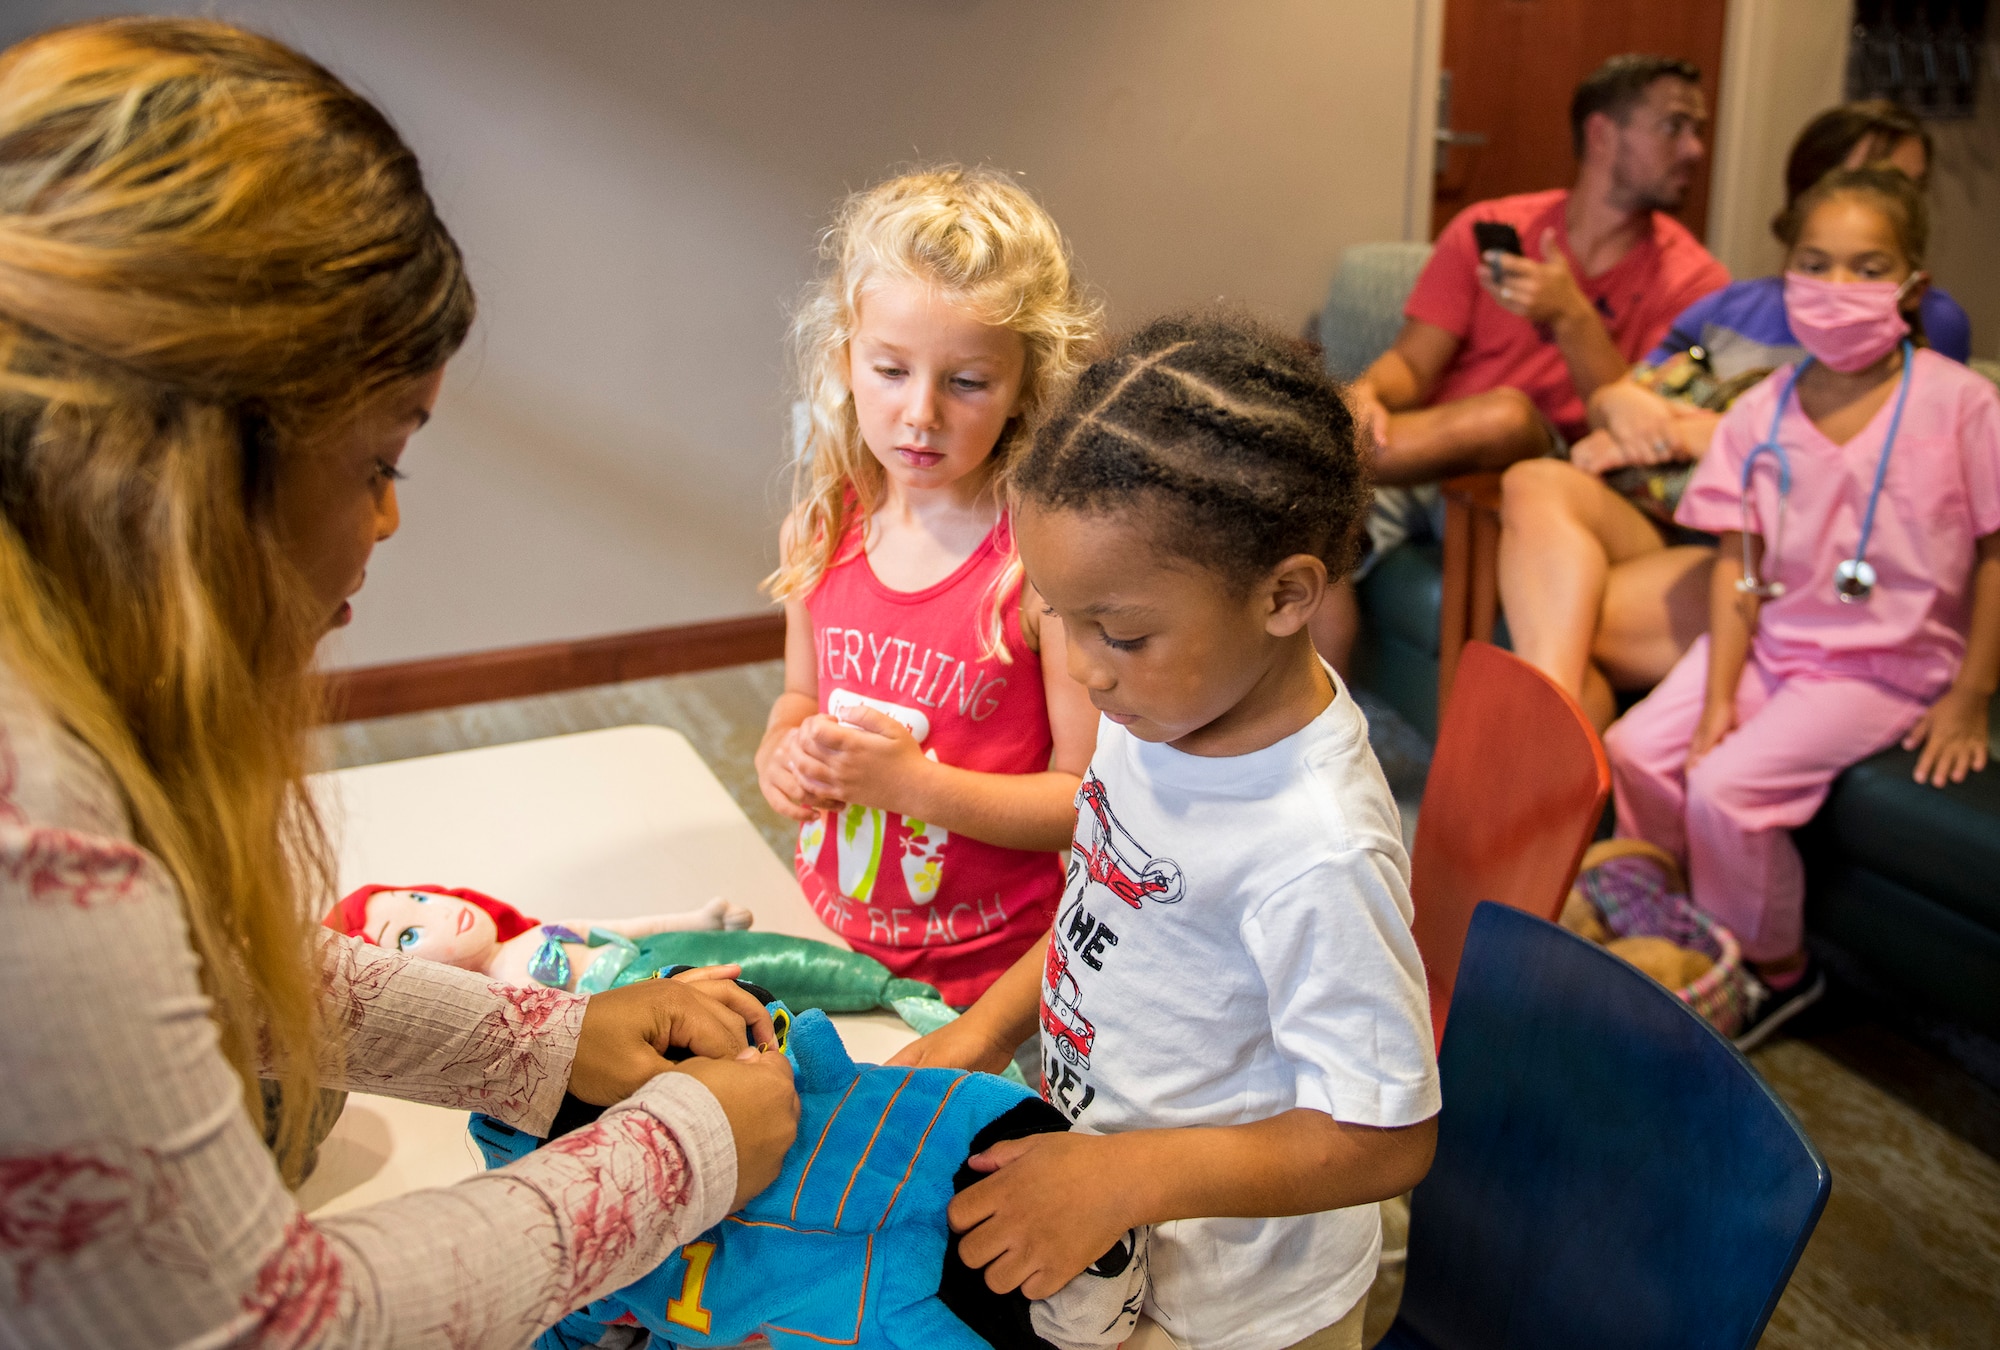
[1472,221,1523,285]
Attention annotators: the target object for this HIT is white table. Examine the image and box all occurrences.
[297,725,1180,1349]
[298,725,913,1215]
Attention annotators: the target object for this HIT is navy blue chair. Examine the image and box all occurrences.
[1381,903,1830,1350]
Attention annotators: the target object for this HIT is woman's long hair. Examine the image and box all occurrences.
[1772,99,1933,241]
[0,18,473,1181]
[767,166,1099,657]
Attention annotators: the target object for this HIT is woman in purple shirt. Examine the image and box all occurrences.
[1498,102,1974,729]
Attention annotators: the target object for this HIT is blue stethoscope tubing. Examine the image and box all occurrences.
[1737,338,1915,602]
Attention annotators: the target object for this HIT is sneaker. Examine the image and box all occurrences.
[1732,962,1826,1053]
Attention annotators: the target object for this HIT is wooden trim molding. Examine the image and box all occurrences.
[323,612,786,723]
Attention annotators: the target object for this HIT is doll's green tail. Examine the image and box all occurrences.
[593,929,1028,1084]
[889,993,958,1037]
[602,931,939,1017]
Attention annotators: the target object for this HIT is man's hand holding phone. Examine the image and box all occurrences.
[1476,225,1589,331]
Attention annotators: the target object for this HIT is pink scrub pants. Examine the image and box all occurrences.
[1603,636,1927,964]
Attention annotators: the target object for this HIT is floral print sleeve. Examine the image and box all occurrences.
[318,930,583,1136]
[0,666,737,1347]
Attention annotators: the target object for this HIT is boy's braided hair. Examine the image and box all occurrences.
[1015,312,1369,588]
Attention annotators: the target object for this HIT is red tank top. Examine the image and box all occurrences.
[797,511,1062,1005]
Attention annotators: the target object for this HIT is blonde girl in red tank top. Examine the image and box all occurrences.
[755,167,1101,1007]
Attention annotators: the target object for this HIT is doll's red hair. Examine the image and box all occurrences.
[324,884,539,945]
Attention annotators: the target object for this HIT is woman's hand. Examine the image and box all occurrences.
[673,1051,800,1211]
[668,964,779,1044]
[792,707,933,817]
[1568,428,1640,476]
[1572,405,1720,478]
[757,725,842,822]
[568,972,778,1106]
[1590,379,1682,467]
[1903,686,1992,786]
[1686,698,1737,770]
[887,1015,1019,1076]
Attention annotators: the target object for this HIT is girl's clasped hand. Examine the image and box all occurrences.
[788,703,931,816]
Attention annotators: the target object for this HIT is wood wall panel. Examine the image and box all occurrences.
[323,613,786,723]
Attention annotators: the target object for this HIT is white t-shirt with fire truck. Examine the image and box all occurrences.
[1040,683,1440,1350]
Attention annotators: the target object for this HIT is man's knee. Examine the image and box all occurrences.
[1469,387,1548,470]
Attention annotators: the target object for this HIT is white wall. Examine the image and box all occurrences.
[2,1,1442,667]
[1707,0,1851,279]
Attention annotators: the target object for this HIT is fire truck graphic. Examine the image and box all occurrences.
[1070,773,1184,910]
[1041,940,1095,1068]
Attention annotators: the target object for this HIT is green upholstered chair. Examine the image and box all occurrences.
[1318,241,1433,382]
[1316,242,1451,740]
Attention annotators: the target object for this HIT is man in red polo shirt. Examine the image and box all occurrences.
[1321,54,1729,666]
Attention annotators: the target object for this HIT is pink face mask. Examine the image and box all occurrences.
[1783,271,1920,372]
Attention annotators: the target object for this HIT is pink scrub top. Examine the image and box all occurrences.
[1677,347,2000,701]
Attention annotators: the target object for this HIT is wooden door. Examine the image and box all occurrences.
[1433,0,1730,241]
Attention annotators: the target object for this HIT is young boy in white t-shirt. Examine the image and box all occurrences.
[891,315,1441,1350]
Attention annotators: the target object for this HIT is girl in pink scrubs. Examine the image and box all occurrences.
[1605,168,2000,1046]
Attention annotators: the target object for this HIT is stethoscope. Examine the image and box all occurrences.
[1736,339,1914,604]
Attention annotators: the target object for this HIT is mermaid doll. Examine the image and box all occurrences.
[325,885,962,1036]
[323,884,752,992]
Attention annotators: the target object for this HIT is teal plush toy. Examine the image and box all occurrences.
[471,1007,1145,1350]
[581,930,962,1038]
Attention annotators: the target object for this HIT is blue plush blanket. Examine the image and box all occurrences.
[471,1008,1040,1349]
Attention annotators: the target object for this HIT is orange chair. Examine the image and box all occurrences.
[1410,640,1610,1046]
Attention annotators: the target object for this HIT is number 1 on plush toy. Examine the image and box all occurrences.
[664,1240,717,1334]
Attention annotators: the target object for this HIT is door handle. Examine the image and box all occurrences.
[1435,70,1488,171]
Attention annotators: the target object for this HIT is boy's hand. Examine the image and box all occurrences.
[757,726,842,821]
[792,708,932,814]
[949,1133,1134,1300]
[886,1016,1018,1075]
[1904,686,1991,786]
[1687,698,1736,770]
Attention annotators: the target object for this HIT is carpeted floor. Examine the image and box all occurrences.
[317,661,2000,1348]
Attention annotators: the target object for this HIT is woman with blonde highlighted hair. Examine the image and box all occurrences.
[755,166,1102,1013]
[0,18,794,1346]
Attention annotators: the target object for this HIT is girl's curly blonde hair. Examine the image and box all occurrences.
[766,166,1099,657]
